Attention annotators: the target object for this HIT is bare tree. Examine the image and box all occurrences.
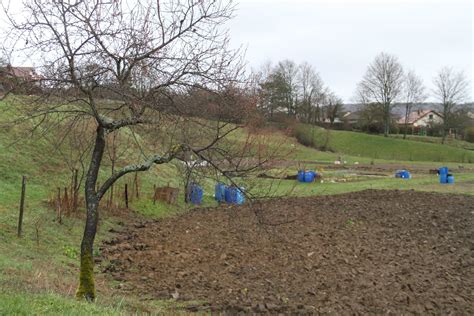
[402,70,426,139]
[323,90,344,126]
[297,62,324,123]
[433,67,470,143]
[357,52,404,137]
[274,59,299,116]
[2,0,264,302]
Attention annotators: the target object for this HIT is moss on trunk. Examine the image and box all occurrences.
[76,250,95,301]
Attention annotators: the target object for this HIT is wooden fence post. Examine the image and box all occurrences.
[72,169,78,212]
[124,183,129,209]
[134,172,139,200]
[57,187,62,224]
[153,184,157,205]
[17,175,26,238]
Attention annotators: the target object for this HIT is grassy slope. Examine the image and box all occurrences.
[0,100,191,314]
[294,124,474,163]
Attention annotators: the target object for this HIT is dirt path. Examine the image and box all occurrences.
[101,190,474,314]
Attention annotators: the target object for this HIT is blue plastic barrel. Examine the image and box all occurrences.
[190,184,203,204]
[215,183,226,202]
[447,174,454,184]
[224,186,233,203]
[395,170,410,179]
[236,188,245,205]
[439,167,448,175]
[439,174,447,184]
[297,170,305,182]
[304,171,315,183]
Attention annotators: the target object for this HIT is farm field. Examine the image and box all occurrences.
[101,190,474,314]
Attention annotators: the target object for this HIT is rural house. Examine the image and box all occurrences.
[397,109,443,133]
[0,65,42,93]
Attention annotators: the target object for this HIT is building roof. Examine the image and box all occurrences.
[342,111,361,121]
[397,109,442,125]
[1,66,41,80]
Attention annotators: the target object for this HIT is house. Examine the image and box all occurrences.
[0,65,42,92]
[397,109,443,127]
[2,65,42,80]
[342,111,361,125]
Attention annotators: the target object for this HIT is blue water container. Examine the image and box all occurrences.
[447,174,454,184]
[395,170,411,179]
[439,167,449,175]
[439,167,449,184]
[224,186,233,203]
[190,184,203,204]
[439,174,447,184]
[297,170,305,182]
[215,183,226,202]
[304,171,315,183]
[235,188,245,205]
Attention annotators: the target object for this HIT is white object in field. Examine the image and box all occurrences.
[334,160,341,165]
[343,161,347,164]
[354,161,359,165]
[180,160,209,168]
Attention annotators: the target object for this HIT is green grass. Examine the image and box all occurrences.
[390,134,474,150]
[294,124,474,163]
[0,292,125,316]
[245,173,474,198]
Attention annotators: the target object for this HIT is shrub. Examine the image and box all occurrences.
[464,127,474,143]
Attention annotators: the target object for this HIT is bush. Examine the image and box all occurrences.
[465,127,474,143]
[293,124,314,147]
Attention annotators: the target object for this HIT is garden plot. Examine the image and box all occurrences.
[100,190,474,314]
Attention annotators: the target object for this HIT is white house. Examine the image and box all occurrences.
[397,109,443,127]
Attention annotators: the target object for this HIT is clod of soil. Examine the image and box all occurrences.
[101,190,474,314]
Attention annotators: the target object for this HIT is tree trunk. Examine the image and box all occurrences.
[403,104,409,140]
[76,125,106,301]
[383,105,390,137]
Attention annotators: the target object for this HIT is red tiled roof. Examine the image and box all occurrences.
[397,110,441,124]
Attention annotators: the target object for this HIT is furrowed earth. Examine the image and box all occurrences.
[100,190,474,314]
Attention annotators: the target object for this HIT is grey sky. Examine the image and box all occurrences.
[227,0,473,102]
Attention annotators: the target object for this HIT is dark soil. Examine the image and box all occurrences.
[101,190,474,314]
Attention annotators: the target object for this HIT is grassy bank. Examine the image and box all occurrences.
[294,124,474,163]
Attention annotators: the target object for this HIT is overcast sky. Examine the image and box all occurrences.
[227,0,473,102]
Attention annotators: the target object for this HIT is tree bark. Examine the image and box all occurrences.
[383,104,390,137]
[403,104,409,140]
[76,125,105,301]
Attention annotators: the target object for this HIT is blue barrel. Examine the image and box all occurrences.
[224,186,233,203]
[236,188,245,205]
[304,171,315,183]
[190,184,203,204]
[402,171,411,179]
[215,183,226,202]
[297,170,305,182]
[447,174,454,184]
[395,170,410,179]
[439,167,448,175]
[439,174,447,184]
